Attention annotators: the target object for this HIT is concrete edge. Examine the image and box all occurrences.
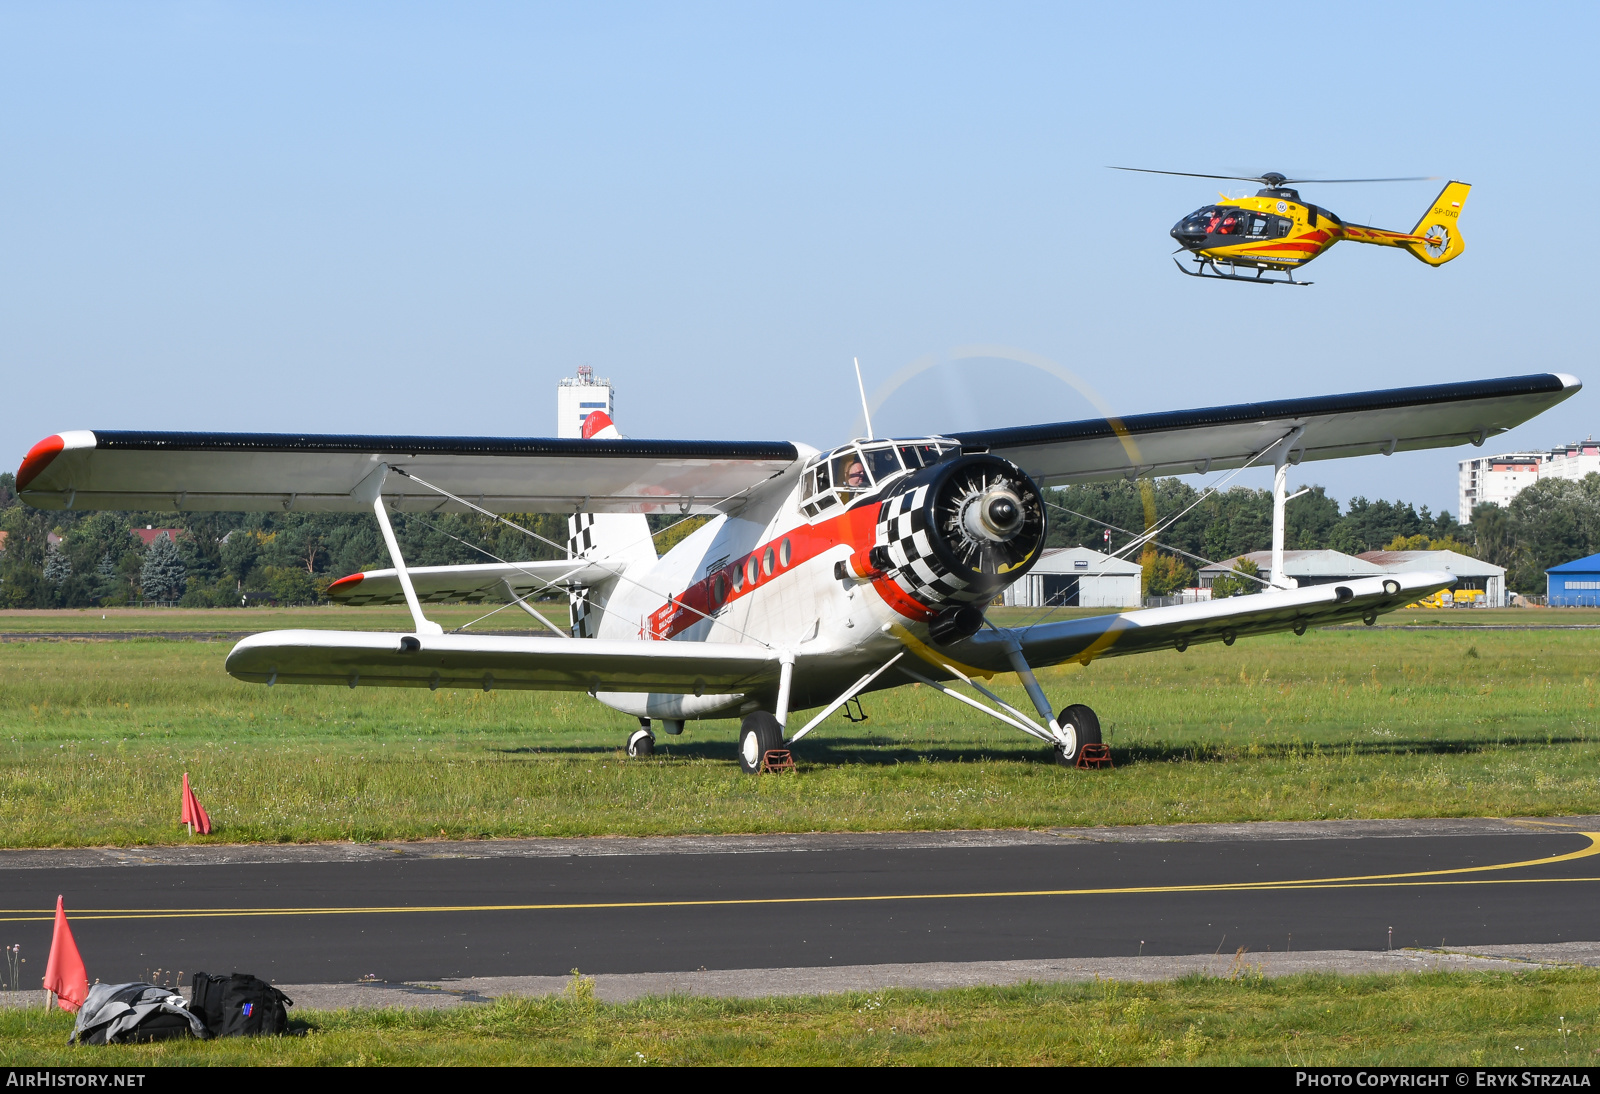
[3,816,1597,870]
[9,945,1595,1012]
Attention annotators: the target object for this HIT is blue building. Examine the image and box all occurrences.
[1547,553,1600,606]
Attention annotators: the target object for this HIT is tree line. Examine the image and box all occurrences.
[3,469,1597,607]
[0,472,570,608]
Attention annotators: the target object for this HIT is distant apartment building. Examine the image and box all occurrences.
[1458,438,1600,516]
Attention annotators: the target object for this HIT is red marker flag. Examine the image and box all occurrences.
[180,772,212,835]
[42,896,88,1012]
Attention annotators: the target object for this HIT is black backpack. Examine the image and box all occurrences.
[189,972,293,1037]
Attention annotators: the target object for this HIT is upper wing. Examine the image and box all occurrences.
[326,560,628,606]
[16,430,799,515]
[952,373,1581,485]
[225,629,781,692]
[956,572,1452,673]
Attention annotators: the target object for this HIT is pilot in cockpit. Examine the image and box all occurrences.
[844,459,868,488]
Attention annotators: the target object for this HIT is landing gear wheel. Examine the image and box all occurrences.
[1053,704,1102,767]
[738,711,783,774]
[626,728,655,758]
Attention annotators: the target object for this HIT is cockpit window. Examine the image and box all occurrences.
[1178,205,1291,240]
[832,448,870,493]
[801,440,946,518]
[864,447,901,483]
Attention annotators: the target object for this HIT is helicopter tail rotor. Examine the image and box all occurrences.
[1406,181,1471,266]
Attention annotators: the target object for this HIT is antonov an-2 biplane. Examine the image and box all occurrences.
[15,373,1579,773]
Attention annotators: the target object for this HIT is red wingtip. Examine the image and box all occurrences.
[327,573,365,595]
[581,410,614,439]
[16,434,65,492]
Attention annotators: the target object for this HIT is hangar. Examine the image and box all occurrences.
[1001,547,1141,609]
[1358,550,1508,607]
[1198,550,1383,591]
[1546,553,1600,607]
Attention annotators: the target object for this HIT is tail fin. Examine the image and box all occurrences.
[1407,181,1470,266]
[565,411,658,637]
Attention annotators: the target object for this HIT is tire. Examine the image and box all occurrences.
[626,728,655,758]
[738,711,784,774]
[1060,704,1102,745]
[1053,703,1102,767]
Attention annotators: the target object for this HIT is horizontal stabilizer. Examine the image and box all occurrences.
[225,630,781,693]
[961,572,1453,671]
[326,559,630,606]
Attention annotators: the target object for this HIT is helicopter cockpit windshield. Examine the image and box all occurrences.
[799,439,955,519]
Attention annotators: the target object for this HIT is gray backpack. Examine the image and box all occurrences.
[70,982,210,1045]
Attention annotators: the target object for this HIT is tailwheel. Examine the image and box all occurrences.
[1053,704,1102,768]
[626,727,655,758]
[738,711,783,775]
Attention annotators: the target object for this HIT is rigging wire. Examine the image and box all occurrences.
[389,467,781,648]
[1009,436,1293,631]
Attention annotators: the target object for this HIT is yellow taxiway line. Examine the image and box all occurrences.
[2,833,1596,924]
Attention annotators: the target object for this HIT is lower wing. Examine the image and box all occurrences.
[225,630,781,692]
[961,572,1452,670]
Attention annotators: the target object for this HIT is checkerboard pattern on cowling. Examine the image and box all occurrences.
[873,485,983,608]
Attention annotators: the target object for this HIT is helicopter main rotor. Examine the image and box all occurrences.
[1109,166,1438,186]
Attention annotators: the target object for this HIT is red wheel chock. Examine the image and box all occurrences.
[1076,744,1113,770]
[761,749,796,773]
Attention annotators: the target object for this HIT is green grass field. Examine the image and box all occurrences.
[1,608,1597,845]
[2,970,1595,1065]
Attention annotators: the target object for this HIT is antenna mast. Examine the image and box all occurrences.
[853,357,874,440]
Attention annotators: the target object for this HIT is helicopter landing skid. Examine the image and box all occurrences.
[1173,256,1311,286]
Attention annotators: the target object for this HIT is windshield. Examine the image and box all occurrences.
[801,439,954,518]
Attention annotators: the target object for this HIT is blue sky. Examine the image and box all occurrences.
[2,2,1594,517]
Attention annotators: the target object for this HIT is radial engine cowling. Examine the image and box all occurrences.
[868,453,1046,643]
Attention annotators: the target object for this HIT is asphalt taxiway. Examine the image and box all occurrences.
[2,817,1597,1003]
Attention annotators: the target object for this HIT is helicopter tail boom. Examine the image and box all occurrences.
[1405,180,1470,266]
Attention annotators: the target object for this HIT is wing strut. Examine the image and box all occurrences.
[787,652,905,745]
[352,464,442,636]
[897,664,1057,744]
[500,579,570,638]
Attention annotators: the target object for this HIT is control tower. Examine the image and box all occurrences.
[556,366,614,438]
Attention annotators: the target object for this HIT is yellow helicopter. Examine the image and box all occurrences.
[1112,168,1470,285]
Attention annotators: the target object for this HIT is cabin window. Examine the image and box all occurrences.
[779,538,792,567]
[763,547,775,576]
[711,574,728,607]
[745,556,760,586]
[731,565,744,592]
[1244,213,1292,238]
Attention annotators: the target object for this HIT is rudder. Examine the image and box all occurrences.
[566,409,658,638]
[1408,181,1469,265]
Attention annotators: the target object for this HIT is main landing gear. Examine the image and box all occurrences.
[738,711,784,775]
[1052,704,1102,767]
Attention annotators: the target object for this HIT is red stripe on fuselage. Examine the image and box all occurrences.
[645,497,934,639]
